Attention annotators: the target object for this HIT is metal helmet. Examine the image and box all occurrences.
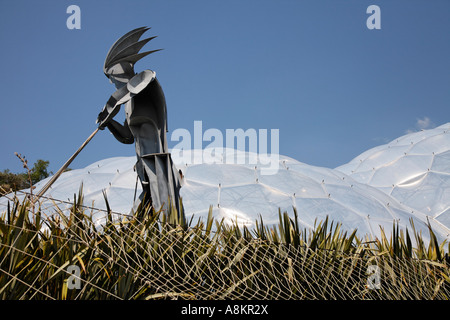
[103,27,161,87]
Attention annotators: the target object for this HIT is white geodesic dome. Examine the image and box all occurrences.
[175,149,449,243]
[336,123,450,237]
[1,124,449,243]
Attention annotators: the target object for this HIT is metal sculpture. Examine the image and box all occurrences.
[96,27,182,215]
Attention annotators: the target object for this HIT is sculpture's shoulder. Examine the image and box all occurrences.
[127,70,156,94]
[127,69,166,112]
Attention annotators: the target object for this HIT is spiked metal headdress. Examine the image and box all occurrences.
[104,27,161,84]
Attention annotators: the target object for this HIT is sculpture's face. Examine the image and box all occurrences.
[109,76,127,89]
[105,62,135,89]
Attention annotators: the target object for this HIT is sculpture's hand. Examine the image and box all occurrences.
[96,84,131,130]
[96,106,110,130]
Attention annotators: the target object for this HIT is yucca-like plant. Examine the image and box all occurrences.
[0,188,449,300]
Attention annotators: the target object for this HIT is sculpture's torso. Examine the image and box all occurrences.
[124,78,168,157]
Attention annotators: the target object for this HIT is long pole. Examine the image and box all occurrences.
[33,128,100,203]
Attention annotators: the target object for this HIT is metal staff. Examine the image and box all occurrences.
[32,128,100,203]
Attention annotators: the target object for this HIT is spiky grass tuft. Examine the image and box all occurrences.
[0,189,449,299]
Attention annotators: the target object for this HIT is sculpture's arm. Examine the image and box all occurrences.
[106,119,134,144]
[96,70,156,129]
[96,85,132,129]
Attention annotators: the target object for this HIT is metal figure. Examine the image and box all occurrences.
[96,27,182,216]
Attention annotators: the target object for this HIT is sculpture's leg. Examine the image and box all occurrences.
[140,153,182,218]
[131,159,151,214]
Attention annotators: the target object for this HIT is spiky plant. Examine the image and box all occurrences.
[0,189,449,300]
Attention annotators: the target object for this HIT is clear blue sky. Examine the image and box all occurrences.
[1,0,449,174]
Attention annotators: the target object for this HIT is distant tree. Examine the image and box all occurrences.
[0,169,28,195]
[30,159,52,185]
[0,159,52,196]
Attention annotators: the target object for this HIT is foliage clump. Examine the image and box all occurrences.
[0,189,449,300]
[0,155,52,196]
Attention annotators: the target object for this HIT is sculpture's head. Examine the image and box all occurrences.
[104,27,161,89]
